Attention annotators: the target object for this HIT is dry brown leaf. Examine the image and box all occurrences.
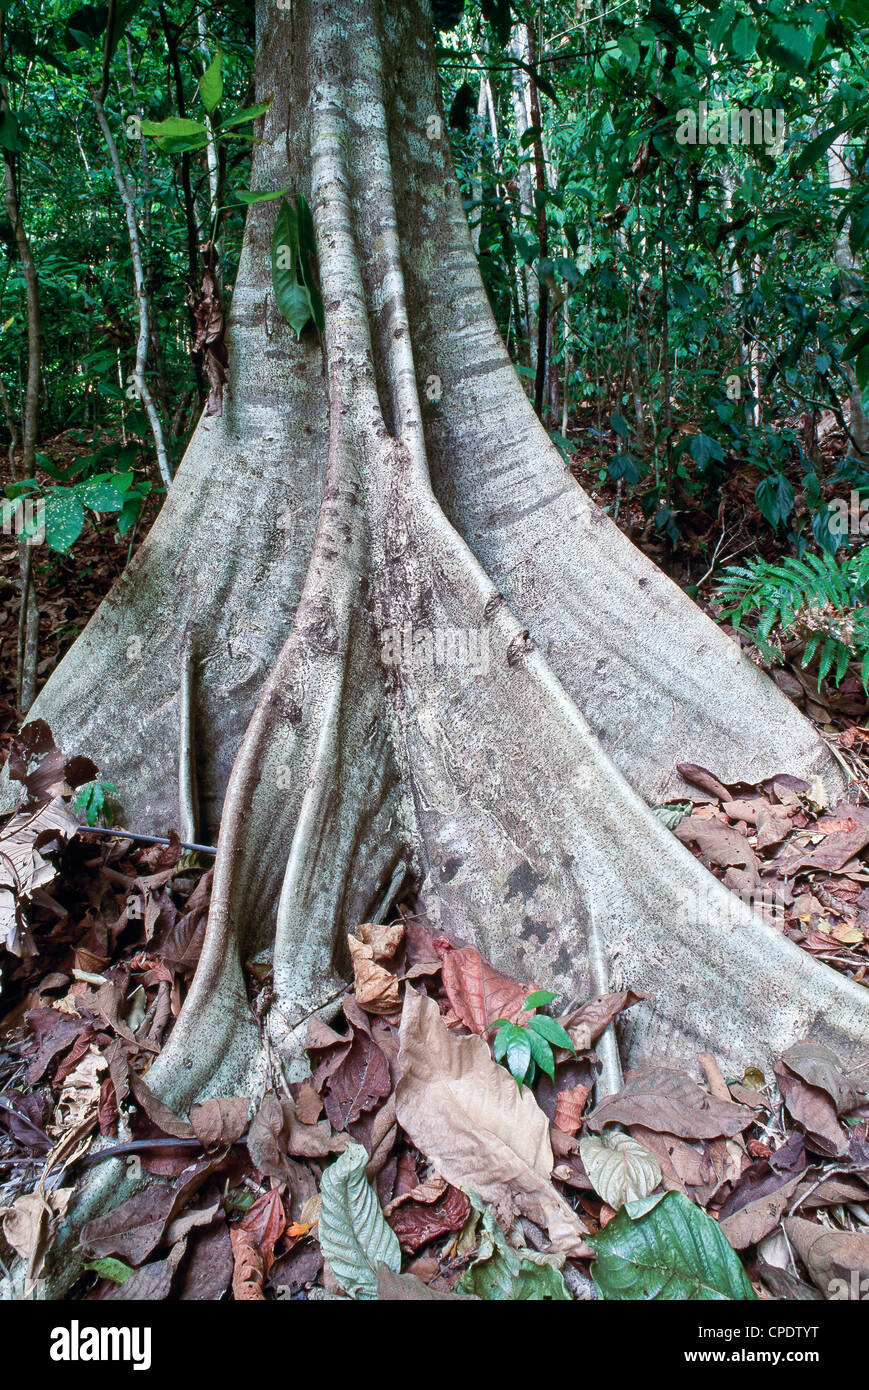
[0,796,79,956]
[774,1062,848,1158]
[719,1175,802,1250]
[189,1096,250,1150]
[294,1082,323,1125]
[357,921,405,962]
[48,1044,106,1135]
[230,1226,266,1301]
[377,1264,477,1300]
[553,1083,589,1136]
[676,815,759,885]
[784,1216,869,1296]
[348,932,401,1015]
[558,990,643,1052]
[395,990,591,1257]
[587,1067,753,1140]
[2,1185,74,1292]
[434,937,537,1034]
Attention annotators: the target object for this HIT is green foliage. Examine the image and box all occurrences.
[716,547,869,688]
[317,1142,401,1300]
[491,990,575,1089]
[458,1193,571,1300]
[588,1191,757,1301]
[75,779,118,827]
[84,1257,134,1284]
[270,194,324,338]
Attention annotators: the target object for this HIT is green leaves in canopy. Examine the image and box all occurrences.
[199,52,223,114]
[588,1190,758,1301]
[140,117,209,154]
[270,194,324,338]
[317,1143,401,1299]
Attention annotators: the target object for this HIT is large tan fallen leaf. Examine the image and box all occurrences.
[377,1264,478,1300]
[48,1044,106,1136]
[773,1062,848,1158]
[553,1083,589,1136]
[357,921,405,962]
[784,1216,869,1297]
[395,990,590,1257]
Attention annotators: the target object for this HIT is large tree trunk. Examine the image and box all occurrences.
[7,5,868,1270]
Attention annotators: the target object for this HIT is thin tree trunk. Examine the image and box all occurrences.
[826,131,869,457]
[525,22,549,417]
[0,28,40,712]
[91,90,173,489]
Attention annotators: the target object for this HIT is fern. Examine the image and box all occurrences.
[715,546,869,690]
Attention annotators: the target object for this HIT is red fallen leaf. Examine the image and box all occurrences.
[386,1181,470,1254]
[127,952,174,984]
[230,1227,265,1301]
[239,1187,286,1274]
[553,1083,589,1136]
[433,937,537,1034]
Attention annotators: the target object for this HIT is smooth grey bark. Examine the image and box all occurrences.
[5,0,869,1298]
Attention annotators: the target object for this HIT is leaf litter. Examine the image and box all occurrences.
[0,726,868,1300]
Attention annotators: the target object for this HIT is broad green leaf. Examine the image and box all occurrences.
[140,117,209,153]
[199,52,223,114]
[276,279,315,338]
[218,99,272,131]
[588,1190,758,1300]
[523,1027,555,1081]
[77,473,130,513]
[43,491,85,552]
[296,192,324,332]
[755,473,794,529]
[651,801,691,831]
[232,186,289,206]
[523,989,557,1010]
[506,1030,532,1084]
[0,110,19,151]
[689,433,724,469]
[271,197,314,337]
[792,116,855,178]
[492,1023,512,1062]
[579,1132,662,1209]
[458,1199,570,1301]
[318,1142,401,1300]
[730,16,757,58]
[526,1013,575,1052]
[84,1257,134,1284]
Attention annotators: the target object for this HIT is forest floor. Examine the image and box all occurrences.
[1,424,868,1303]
